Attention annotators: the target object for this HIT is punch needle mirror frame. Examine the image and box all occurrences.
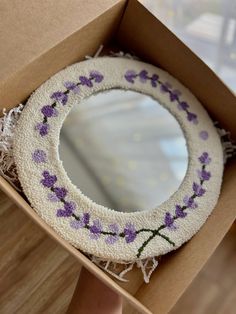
[13,57,224,280]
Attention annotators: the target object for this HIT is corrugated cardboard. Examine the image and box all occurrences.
[0,0,236,313]
[0,0,126,109]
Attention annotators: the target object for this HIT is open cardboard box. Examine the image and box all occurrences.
[0,0,236,313]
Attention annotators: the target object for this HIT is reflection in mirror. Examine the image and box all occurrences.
[59,90,188,212]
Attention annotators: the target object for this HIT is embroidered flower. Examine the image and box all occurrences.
[57,201,76,217]
[51,91,68,105]
[178,101,189,111]
[164,212,176,229]
[192,182,206,196]
[183,195,198,209]
[41,105,58,117]
[175,205,187,218]
[199,152,211,165]
[70,213,90,229]
[36,123,50,136]
[197,169,211,181]
[82,212,90,225]
[41,171,57,188]
[139,70,148,82]
[56,208,72,217]
[160,82,171,93]
[105,223,119,244]
[54,187,67,199]
[64,201,76,211]
[90,71,104,83]
[124,223,136,243]
[90,219,102,239]
[64,81,80,94]
[151,74,159,87]
[187,112,198,124]
[199,130,209,140]
[32,149,46,163]
[79,76,93,87]
[124,70,137,83]
[47,193,59,202]
[169,89,181,102]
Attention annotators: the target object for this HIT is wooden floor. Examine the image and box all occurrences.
[0,190,80,314]
[0,189,235,314]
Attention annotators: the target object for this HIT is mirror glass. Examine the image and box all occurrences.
[60,90,188,212]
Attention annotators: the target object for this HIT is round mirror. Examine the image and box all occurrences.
[59,90,188,212]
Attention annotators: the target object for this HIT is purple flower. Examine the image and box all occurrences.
[183,195,198,209]
[199,152,211,165]
[57,208,73,217]
[178,101,189,111]
[64,201,76,212]
[70,213,90,229]
[32,149,46,163]
[164,212,176,229]
[124,70,137,83]
[79,76,93,87]
[197,169,211,181]
[199,130,209,140]
[56,201,76,217]
[54,187,67,199]
[151,74,159,87]
[90,219,102,239]
[51,91,68,105]
[64,81,80,94]
[70,220,80,229]
[83,213,90,225]
[48,193,59,202]
[192,182,206,196]
[187,112,198,124]
[35,123,49,136]
[90,71,104,83]
[124,223,136,243]
[175,205,187,218]
[105,224,119,244]
[170,90,181,102]
[161,82,171,93]
[139,70,148,82]
[41,105,58,117]
[70,220,81,229]
[41,171,57,188]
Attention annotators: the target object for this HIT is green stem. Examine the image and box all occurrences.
[137,230,175,258]
[137,232,156,258]
[157,231,175,247]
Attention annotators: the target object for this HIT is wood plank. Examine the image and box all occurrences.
[0,190,80,314]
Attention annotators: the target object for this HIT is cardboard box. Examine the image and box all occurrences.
[0,0,236,313]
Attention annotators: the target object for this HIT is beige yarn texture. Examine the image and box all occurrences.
[14,57,223,262]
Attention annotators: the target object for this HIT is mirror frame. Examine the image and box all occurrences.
[14,57,223,262]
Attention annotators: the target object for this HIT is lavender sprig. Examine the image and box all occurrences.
[40,152,211,258]
[124,69,199,125]
[37,71,104,136]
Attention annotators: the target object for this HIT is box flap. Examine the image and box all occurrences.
[0,0,126,109]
